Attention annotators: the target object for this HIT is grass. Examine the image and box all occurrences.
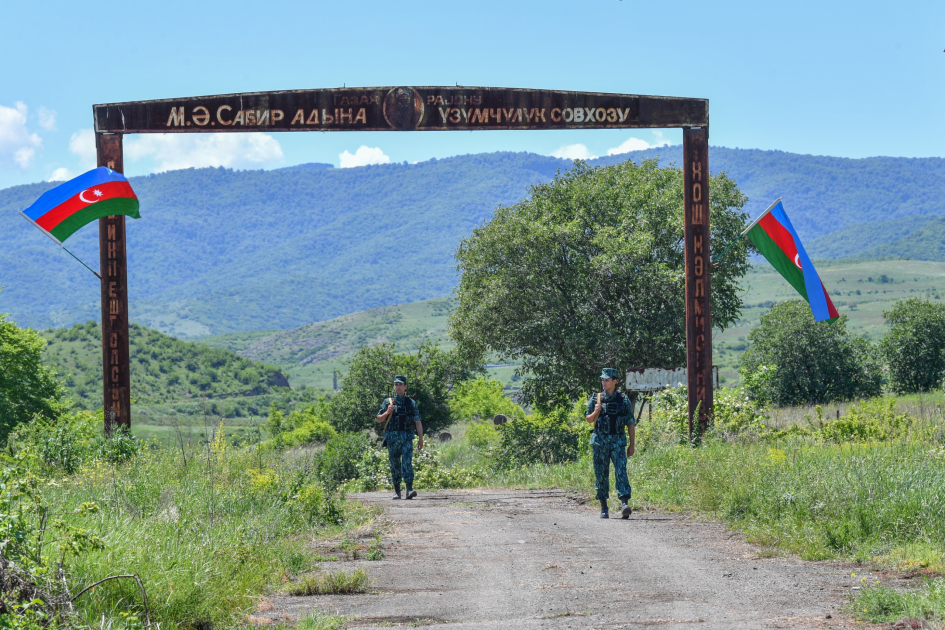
[855,579,945,626]
[16,428,379,629]
[284,568,370,596]
[296,610,348,630]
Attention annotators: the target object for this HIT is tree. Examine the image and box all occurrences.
[740,300,881,406]
[450,159,751,410]
[329,340,481,436]
[0,313,66,443]
[881,298,945,393]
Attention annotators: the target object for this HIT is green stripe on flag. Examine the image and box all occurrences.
[49,198,140,243]
[746,223,809,302]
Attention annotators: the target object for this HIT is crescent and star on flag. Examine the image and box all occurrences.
[18,167,141,280]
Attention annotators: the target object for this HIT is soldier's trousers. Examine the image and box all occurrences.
[385,430,415,486]
[592,434,631,501]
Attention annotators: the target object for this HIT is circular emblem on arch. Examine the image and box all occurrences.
[383,87,424,130]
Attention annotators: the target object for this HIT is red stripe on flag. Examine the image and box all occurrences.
[35,181,137,232]
[758,213,802,271]
[821,280,840,319]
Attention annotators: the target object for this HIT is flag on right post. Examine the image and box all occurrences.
[744,199,839,322]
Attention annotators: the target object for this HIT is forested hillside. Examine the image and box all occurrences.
[2,148,943,336]
[42,321,289,408]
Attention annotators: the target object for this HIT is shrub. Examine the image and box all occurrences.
[712,387,768,435]
[818,398,912,443]
[881,298,945,393]
[640,385,767,446]
[412,446,485,489]
[741,300,882,405]
[493,409,579,469]
[318,433,371,490]
[465,421,499,450]
[450,377,523,422]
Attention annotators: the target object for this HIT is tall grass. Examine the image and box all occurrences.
[32,440,376,628]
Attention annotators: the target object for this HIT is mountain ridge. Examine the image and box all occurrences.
[2,147,943,336]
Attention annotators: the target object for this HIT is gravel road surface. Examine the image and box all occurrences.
[267,489,880,629]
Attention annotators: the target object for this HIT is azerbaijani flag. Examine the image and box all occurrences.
[744,199,839,322]
[21,167,139,244]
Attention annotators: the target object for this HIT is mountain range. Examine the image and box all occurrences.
[1,147,943,336]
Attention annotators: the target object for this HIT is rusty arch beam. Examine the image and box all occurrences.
[93,86,711,436]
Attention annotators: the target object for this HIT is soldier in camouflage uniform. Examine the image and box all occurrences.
[376,375,424,500]
[585,368,636,519]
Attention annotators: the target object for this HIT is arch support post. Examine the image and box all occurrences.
[96,133,131,435]
[683,126,712,438]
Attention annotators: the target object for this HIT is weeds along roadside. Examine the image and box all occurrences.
[1,411,378,629]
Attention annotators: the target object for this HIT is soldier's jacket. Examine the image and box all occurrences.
[378,395,421,433]
[585,390,634,446]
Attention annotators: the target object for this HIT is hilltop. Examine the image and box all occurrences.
[3,148,943,336]
[41,321,292,415]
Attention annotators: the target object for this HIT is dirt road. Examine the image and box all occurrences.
[269,489,878,629]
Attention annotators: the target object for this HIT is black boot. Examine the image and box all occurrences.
[620,499,632,519]
[599,499,609,519]
[392,484,402,500]
[405,484,417,500]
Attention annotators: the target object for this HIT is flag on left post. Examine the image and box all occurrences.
[21,167,140,244]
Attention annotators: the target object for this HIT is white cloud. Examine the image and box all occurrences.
[0,102,42,168]
[551,143,597,160]
[47,167,74,182]
[38,107,57,131]
[339,146,390,168]
[69,128,96,168]
[125,133,284,172]
[606,130,671,156]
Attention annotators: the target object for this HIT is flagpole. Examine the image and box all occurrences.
[18,212,102,280]
[711,197,782,265]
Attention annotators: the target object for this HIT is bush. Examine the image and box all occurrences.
[741,300,882,406]
[818,398,912,443]
[318,433,371,490]
[712,387,768,435]
[412,446,485,489]
[638,385,767,447]
[450,377,523,422]
[465,421,500,450]
[493,408,580,469]
[881,298,945,393]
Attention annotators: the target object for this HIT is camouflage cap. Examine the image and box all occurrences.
[393,375,407,385]
[599,368,619,380]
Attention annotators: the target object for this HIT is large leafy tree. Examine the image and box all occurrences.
[330,340,481,436]
[740,300,882,406]
[0,312,66,443]
[881,298,945,393]
[450,159,750,409]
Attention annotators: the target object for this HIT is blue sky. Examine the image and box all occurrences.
[1,0,942,189]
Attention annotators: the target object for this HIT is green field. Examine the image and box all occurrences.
[714,258,945,385]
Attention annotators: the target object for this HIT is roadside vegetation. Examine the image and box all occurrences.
[6,159,945,628]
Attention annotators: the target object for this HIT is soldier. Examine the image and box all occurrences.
[585,368,635,519]
[376,375,424,500]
